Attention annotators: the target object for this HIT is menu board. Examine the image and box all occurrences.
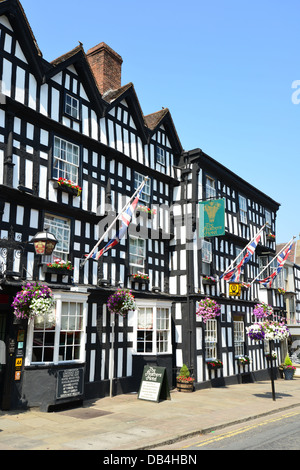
[138,366,170,402]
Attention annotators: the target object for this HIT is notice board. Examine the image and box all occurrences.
[138,366,170,402]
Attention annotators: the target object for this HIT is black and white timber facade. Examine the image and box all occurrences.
[0,0,291,411]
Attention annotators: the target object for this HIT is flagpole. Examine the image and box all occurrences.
[219,223,267,281]
[80,177,148,267]
[250,236,296,286]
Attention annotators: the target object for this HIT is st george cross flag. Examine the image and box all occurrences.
[220,234,261,282]
[259,240,294,288]
[88,185,145,261]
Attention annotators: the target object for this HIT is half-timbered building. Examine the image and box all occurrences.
[0,0,289,411]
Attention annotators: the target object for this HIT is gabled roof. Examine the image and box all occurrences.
[104,84,183,154]
[0,0,43,82]
[145,108,183,156]
[48,43,105,116]
[102,82,148,144]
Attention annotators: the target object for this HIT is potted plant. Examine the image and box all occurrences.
[11,282,54,320]
[53,177,82,197]
[241,282,250,291]
[107,289,136,317]
[282,354,296,380]
[176,364,195,392]
[265,351,277,361]
[196,297,221,323]
[207,359,223,370]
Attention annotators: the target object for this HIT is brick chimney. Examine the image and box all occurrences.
[87,42,123,95]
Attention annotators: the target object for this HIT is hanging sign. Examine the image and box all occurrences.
[229,282,241,297]
[199,199,225,238]
[138,366,170,402]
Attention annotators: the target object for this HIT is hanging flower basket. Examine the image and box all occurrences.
[246,323,265,341]
[262,320,290,341]
[11,282,54,320]
[246,320,290,342]
[107,289,136,317]
[253,302,273,319]
[196,297,221,323]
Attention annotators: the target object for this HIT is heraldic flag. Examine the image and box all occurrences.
[82,178,147,265]
[259,239,294,288]
[220,233,262,282]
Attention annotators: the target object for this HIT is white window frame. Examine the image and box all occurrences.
[43,214,71,262]
[65,93,80,120]
[129,236,146,274]
[206,176,216,200]
[53,136,80,184]
[233,320,245,357]
[25,292,87,366]
[205,319,217,360]
[239,194,248,224]
[134,172,151,204]
[156,146,166,165]
[134,300,172,355]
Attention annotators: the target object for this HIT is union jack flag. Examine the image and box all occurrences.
[88,186,144,261]
[221,234,261,282]
[259,240,294,288]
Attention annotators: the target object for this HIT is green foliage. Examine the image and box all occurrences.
[179,364,190,378]
[284,354,293,366]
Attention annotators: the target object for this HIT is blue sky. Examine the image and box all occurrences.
[21,0,300,244]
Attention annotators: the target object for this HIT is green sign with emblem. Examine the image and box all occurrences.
[199,199,225,238]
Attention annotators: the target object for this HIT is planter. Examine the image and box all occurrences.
[202,279,216,286]
[43,265,72,276]
[53,181,81,197]
[176,381,194,392]
[283,369,295,380]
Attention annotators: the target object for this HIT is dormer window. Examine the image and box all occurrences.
[65,93,80,120]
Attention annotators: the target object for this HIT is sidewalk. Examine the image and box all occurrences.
[0,378,300,450]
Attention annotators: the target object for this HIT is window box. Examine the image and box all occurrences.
[202,276,216,285]
[130,273,150,284]
[266,233,275,241]
[42,265,73,276]
[53,179,82,197]
[206,359,223,370]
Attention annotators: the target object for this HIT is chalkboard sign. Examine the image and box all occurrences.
[56,368,84,400]
[138,366,170,402]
